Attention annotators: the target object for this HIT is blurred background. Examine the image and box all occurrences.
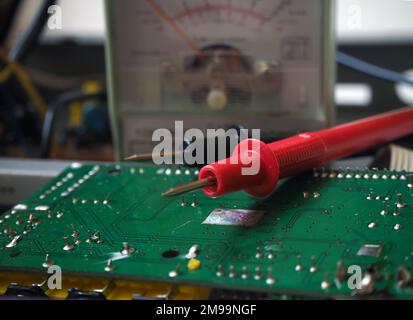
[0,0,413,162]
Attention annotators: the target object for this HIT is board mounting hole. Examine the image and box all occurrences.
[162,249,180,259]
[9,250,22,258]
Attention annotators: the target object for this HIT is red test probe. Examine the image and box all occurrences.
[163,106,413,198]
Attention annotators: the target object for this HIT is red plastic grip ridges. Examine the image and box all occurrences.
[269,133,326,178]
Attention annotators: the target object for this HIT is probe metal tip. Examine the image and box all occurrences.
[124,151,180,161]
[124,153,154,161]
[162,178,216,197]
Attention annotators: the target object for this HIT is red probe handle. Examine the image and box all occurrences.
[317,106,413,162]
[200,106,413,198]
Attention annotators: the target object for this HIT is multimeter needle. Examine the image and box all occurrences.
[144,0,204,60]
[162,178,216,197]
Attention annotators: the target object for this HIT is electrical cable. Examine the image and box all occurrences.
[0,49,47,116]
[41,90,106,159]
[0,0,21,46]
[8,0,56,63]
[337,51,413,86]
[0,85,33,156]
[23,67,106,91]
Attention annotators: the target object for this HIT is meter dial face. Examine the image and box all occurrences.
[110,0,331,155]
[114,0,324,113]
[120,0,313,65]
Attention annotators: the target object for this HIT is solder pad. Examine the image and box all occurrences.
[0,163,413,299]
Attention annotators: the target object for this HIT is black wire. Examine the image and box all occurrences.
[0,84,33,156]
[8,0,56,62]
[0,0,22,46]
[41,90,107,159]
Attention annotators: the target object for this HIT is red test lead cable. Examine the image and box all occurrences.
[163,106,413,198]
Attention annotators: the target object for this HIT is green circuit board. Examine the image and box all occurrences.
[1,163,413,299]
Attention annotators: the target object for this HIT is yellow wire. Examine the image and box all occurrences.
[0,49,47,117]
[0,65,12,82]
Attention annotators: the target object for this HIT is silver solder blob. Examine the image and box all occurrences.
[121,242,135,255]
[42,254,54,268]
[104,259,116,272]
[185,244,200,259]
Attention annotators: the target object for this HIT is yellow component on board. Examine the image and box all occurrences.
[187,259,201,271]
